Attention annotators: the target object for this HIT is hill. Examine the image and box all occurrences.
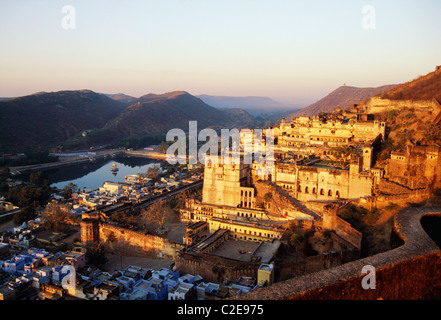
[105,93,137,105]
[378,66,441,101]
[359,66,441,163]
[0,90,126,153]
[287,85,397,120]
[197,95,283,110]
[63,91,258,149]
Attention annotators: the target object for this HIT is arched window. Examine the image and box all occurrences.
[298,185,302,192]
[320,188,324,195]
[328,189,332,196]
[305,186,309,193]
[313,187,317,194]
[336,190,340,198]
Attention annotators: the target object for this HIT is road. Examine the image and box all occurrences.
[9,149,125,176]
[93,179,203,216]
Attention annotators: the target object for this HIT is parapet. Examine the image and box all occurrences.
[234,206,441,300]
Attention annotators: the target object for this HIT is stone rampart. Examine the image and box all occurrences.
[234,207,441,300]
[357,188,432,210]
[175,251,261,283]
[82,220,184,259]
[365,97,435,114]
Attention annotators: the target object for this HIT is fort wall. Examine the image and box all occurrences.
[235,207,441,300]
[364,97,435,114]
[81,220,184,259]
[175,251,261,283]
[357,188,433,210]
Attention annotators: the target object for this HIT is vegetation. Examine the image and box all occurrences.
[13,206,35,225]
[7,183,51,209]
[0,150,58,167]
[380,67,441,101]
[423,123,441,145]
[328,146,359,169]
[39,202,74,232]
[139,199,174,229]
[111,134,165,150]
[146,164,161,180]
[62,182,78,200]
[338,204,369,224]
[338,204,380,226]
[0,90,126,153]
[0,167,10,194]
[85,242,108,267]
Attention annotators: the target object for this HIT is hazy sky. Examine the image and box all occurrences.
[0,0,440,106]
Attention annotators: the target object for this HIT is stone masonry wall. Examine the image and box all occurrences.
[175,251,261,283]
[81,220,184,259]
[235,207,441,300]
[100,223,184,258]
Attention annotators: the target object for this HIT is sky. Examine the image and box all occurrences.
[0,0,440,107]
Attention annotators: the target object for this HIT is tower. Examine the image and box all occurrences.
[362,146,373,171]
[80,218,100,244]
[202,156,250,207]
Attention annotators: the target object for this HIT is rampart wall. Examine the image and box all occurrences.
[81,220,184,259]
[365,97,435,114]
[235,207,441,300]
[357,188,432,210]
[175,251,261,283]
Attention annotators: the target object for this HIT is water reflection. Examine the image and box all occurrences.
[48,156,163,191]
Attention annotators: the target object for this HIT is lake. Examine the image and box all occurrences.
[48,156,163,191]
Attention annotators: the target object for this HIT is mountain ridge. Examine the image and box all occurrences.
[197,94,284,109]
[0,90,127,153]
[376,66,441,101]
[286,85,398,120]
[0,90,258,153]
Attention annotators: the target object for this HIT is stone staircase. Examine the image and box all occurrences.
[259,181,322,220]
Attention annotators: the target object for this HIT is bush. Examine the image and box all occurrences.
[339,204,368,223]
[387,109,399,119]
[384,202,399,210]
[13,206,35,225]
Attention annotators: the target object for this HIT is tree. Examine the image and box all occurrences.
[63,186,73,199]
[85,242,108,267]
[29,171,50,187]
[139,199,173,230]
[0,167,10,178]
[40,202,71,231]
[328,146,359,169]
[424,123,441,144]
[146,164,161,180]
[290,233,304,248]
[264,192,273,203]
[7,185,50,208]
[159,141,169,154]
[170,189,190,210]
[13,206,35,225]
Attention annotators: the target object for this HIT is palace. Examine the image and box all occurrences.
[180,112,385,248]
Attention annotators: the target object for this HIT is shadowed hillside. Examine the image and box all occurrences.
[61,91,258,150]
[0,90,126,153]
